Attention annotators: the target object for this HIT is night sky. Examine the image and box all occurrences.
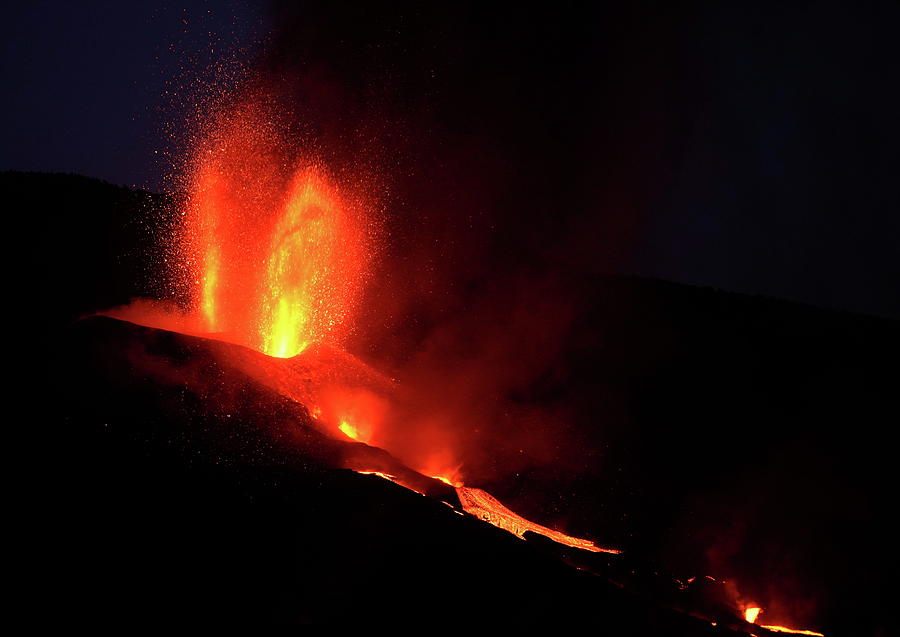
[1,1,267,190]
[2,0,898,318]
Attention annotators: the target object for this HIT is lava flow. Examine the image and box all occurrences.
[456,486,621,554]
[744,607,825,636]
[351,468,619,553]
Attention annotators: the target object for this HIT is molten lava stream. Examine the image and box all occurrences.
[455,486,622,554]
[353,468,619,554]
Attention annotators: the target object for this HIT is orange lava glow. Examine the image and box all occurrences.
[348,469,619,553]
[320,387,386,445]
[743,605,825,636]
[338,422,362,441]
[759,627,824,636]
[432,475,461,487]
[456,486,622,554]
[356,471,397,481]
[259,171,354,357]
[180,104,369,359]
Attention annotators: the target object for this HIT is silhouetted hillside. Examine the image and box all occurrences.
[6,170,176,334]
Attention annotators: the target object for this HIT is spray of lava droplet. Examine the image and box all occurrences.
[179,103,370,358]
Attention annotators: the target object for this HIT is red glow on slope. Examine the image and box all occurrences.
[431,475,461,487]
[315,386,388,446]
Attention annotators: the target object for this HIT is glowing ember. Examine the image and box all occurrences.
[456,486,621,554]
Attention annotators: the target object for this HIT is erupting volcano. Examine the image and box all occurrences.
[20,2,897,632]
[105,93,625,559]
[180,105,370,358]
[86,81,843,633]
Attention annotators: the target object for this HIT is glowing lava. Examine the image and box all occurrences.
[339,421,362,441]
[759,628,825,636]
[744,605,825,636]
[455,486,622,554]
[432,475,460,487]
[348,468,619,553]
[259,171,354,357]
[356,471,397,481]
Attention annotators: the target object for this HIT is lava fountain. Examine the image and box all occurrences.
[179,103,369,358]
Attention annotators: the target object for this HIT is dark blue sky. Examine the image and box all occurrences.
[2,1,897,318]
[1,1,266,190]
[632,2,900,318]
